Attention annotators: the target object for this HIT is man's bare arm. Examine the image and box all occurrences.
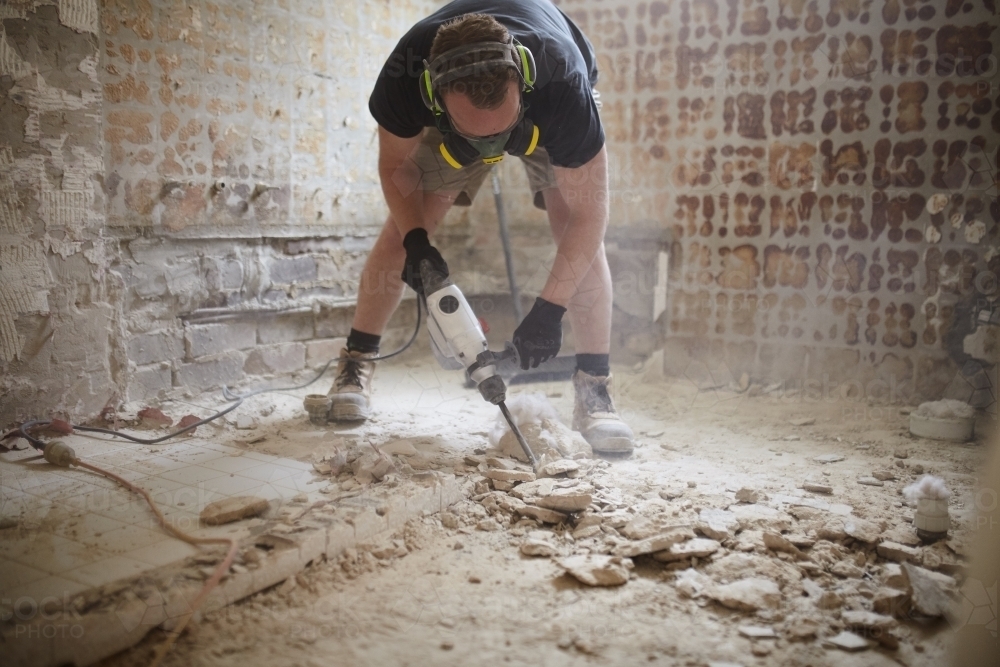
[540,146,610,307]
[377,126,429,237]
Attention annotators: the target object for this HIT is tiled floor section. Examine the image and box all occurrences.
[0,433,318,604]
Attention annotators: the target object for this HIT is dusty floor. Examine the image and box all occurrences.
[96,353,995,667]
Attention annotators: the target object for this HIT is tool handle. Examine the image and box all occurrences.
[419,258,451,296]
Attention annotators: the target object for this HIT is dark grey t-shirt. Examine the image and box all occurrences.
[368,0,603,168]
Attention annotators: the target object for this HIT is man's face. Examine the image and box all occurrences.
[441,81,522,138]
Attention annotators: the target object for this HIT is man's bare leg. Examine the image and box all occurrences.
[351,192,457,336]
[541,188,613,354]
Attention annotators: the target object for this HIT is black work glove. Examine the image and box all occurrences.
[401,228,448,296]
[512,297,566,370]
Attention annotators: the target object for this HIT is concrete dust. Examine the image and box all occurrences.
[98,356,994,667]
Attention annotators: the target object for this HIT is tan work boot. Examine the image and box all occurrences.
[327,348,377,422]
[572,370,634,454]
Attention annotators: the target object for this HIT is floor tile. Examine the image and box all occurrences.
[0,560,49,593]
[91,524,169,555]
[237,462,302,483]
[4,574,90,604]
[158,465,228,485]
[199,454,266,474]
[127,539,199,568]
[119,455,193,476]
[2,532,110,575]
[47,513,132,547]
[62,555,151,588]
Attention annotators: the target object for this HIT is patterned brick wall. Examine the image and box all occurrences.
[555,0,999,402]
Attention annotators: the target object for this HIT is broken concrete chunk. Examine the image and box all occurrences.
[872,470,896,481]
[557,554,632,587]
[572,525,602,540]
[483,468,535,483]
[843,517,882,544]
[735,487,764,503]
[696,508,738,540]
[762,532,803,557]
[738,625,777,639]
[789,417,816,427]
[653,537,721,562]
[517,504,569,525]
[509,477,557,501]
[200,496,269,525]
[902,562,956,617]
[802,481,833,495]
[831,561,865,578]
[877,541,921,563]
[537,458,581,478]
[729,504,792,532]
[673,567,713,598]
[380,439,418,456]
[235,414,256,430]
[521,532,558,557]
[622,515,664,540]
[872,587,911,617]
[708,578,781,611]
[841,610,897,648]
[814,454,845,463]
[615,527,695,558]
[537,486,593,513]
[825,631,869,652]
[857,476,884,487]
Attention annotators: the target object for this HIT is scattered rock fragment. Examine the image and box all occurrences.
[557,554,633,587]
[729,504,792,532]
[708,578,781,611]
[735,487,764,503]
[902,562,956,617]
[380,439,418,456]
[872,587,910,617]
[762,532,803,557]
[673,568,713,598]
[825,631,869,652]
[857,476,884,487]
[842,610,899,649]
[517,505,569,524]
[893,449,909,459]
[537,458,581,478]
[615,527,695,558]
[814,454,845,464]
[872,470,896,481]
[789,417,816,426]
[738,625,777,639]
[877,541,920,563]
[802,481,833,495]
[831,561,865,578]
[696,509,738,540]
[537,486,593,512]
[235,414,256,430]
[843,517,882,543]
[521,535,558,557]
[653,537,720,562]
[139,407,173,428]
[483,468,535,483]
[200,496,269,525]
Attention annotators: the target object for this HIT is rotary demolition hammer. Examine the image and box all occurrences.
[418,260,537,469]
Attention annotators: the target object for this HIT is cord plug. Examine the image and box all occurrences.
[43,440,78,467]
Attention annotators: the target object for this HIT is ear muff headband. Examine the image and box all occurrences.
[419,36,536,114]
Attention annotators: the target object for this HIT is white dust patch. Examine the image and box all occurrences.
[903,475,952,502]
[913,399,974,420]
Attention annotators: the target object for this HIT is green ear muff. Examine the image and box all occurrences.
[420,69,443,114]
[512,39,535,91]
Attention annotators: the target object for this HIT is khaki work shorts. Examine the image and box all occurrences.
[411,127,558,211]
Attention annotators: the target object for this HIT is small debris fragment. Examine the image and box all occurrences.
[872,470,896,481]
[842,610,899,649]
[843,517,882,544]
[615,527,695,558]
[177,415,200,433]
[876,541,921,563]
[440,640,454,650]
[520,535,558,557]
[200,496,269,525]
[825,631,869,652]
[557,554,633,587]
[762,532,803,557]
[139,407,173,428]
[872,587,910,617]
[709,578,781,611]
[893,449,909,459]
[483,468,535,483]
[235,414,256,430]
[537,459,581,478]
[380,439,418,456]
[902,562,956,617]
[857,477,884,487]
[696,509,738,540]
[653,537,720,562]
[537,487,593,513]
[814,454,845,464]
[789,417,816,426]
[802,481,833,495]
[738,625,777,639]
[735,487,763,503]
[517,505,569,524]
